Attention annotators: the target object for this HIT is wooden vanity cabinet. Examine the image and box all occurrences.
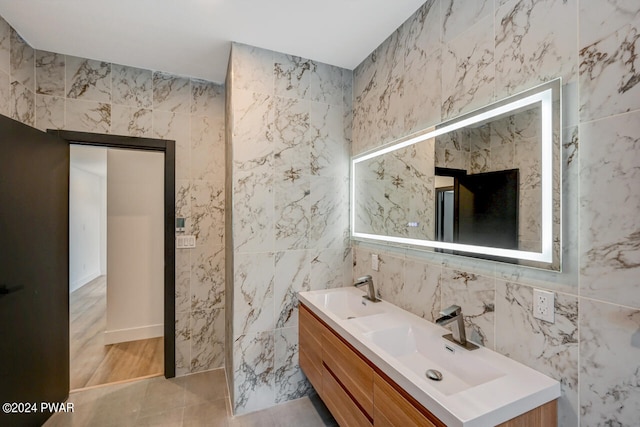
[299,303,556,427]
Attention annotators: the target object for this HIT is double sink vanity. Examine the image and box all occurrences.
[298,287,560,427]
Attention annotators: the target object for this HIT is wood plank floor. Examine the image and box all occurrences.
[70,275,163,390]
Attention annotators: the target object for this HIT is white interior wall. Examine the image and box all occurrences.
[105,148,164,345]
[69,165,104,293]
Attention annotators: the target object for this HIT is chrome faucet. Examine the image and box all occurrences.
[435,305,478,350]
[353,275,380,302]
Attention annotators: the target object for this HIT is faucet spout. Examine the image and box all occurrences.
[353,275,380,302]
[436,305,478,350]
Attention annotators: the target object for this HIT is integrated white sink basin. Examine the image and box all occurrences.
[364,324,505,396]
[299,287,560,427]
[303,287,384,319]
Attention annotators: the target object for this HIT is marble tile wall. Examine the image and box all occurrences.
[226,43,352,415]
[352,1,640,426]
[0,14,225,377]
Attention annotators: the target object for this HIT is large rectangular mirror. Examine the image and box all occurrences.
[351,79,561,270]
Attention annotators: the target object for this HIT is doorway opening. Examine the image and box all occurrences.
[49,129,176,390]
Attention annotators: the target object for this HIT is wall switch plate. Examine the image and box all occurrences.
[533,289,554,323]
[176,235,196,249]
[371,254,379,271]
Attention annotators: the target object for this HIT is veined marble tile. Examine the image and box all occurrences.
[175,179,191,230]
[35,94,64,132]
[191,114,225,182]
[495,282,578,426]
[10,29,34,90]
[153,71,190,113]
[0,16,9,74]
[272,96,311,177]
[190,180,225,247]
[495,0,578,98]
[175,248,190,314]
[111,105,152,137]
[310,246,352,291]
[65,98,110,133]
[191,79,224,117]
[469,127,491,174]
[398,258,441,321]
[376,253,405,303]
[309,100,348,178]
[519,189,542,249]
[434,129,470,170]
[191,244,225,312]
[11,82,34,127]
[580,0,640,48]
[175,311,191,377]
[190,307,225,372]
[309,176,349,250]
[233,252,274,336]
[232,90,274,172]
[441,18,495,119]
[404,47,442,134]
[440,268,495,348]
[233,171,274,253]
[233,331,275,415]
[343,70,353,147]
[112,64,152,108]
[35,50,65,96]
[580,111,640,308]
[274,53,343,106]
[275,250,311,329]
[231,43,274,95]
[441,0,492,42]
[274,177,310,251]
[153,110,190,179]
[0,69,9,117]
[580,298,640,426]
[66,56,110,102]
[275,327,312,403]
[352,29,405,149]
[579,16,640,121]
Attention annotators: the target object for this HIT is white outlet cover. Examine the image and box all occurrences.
[371,254,379,271]
[533,289,555,323]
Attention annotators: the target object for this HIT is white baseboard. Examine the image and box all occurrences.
[70,271,101,293]
[104,324,163,345]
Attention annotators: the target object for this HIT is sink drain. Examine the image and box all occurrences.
[426,369,443,381]
[347,316,356,320]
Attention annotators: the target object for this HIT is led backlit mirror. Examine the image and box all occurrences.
[351,79,561,270]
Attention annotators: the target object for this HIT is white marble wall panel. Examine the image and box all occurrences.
[191,307,224,372]
[191,114,225,182]
[35,51,65,96]
[441,0,492,42]
[274,177,310,251]
[175,249,191,315]
[441,268,495,348]
[191,244,225,312]
[65,99,110,133]
[272,96,311,178]
[112,64,152,108]
[396,258,441,321]
[111,105,152,137]
[0,69,10,117]
[232,171,274,253]
[495,0,578,98]
[10,29,34,90]
[231,43,274,95]
[580,111,640,308]
[441,19,495,119]
[233,252,274,336]
[175,311,191,377]
[66,56,110,102]
[275,250,311,329]
[10,82,34,126]
[580,299,640,426]
[310,102,348,178]
[233,331,275,414]
[190,180,225,247]
[191,78,223,117]
[152,71,190,113]
[275,327,313,403]
[309,247,352,291]
[309,176,349,250]
[153,110,190,179]
[495,282,578,426]
[579,1,640,122]
[274,53,343,106]
[0,17,9,74]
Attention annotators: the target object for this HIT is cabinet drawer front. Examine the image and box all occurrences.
[323,365,373,427]
[374,373,439,427]
[323,327,374,416]
[299,306,323,367]
[299,347,322,394]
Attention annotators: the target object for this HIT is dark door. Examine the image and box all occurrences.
[0,115,69,426]
[455,169,519,250]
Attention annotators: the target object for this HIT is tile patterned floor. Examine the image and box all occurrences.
[44,369,337,427]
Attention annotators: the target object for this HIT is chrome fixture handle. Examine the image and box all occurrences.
[353,275,380,302]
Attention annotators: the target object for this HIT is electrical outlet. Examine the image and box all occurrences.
[371,254,379,271]
[533,289,555,323]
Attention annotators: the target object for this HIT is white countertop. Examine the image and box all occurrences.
[298,287,560,427]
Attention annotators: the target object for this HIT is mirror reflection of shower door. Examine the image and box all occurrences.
[455,169,519,250]
[436,188,455,243]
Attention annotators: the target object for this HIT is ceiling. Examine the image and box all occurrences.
[0,0,425,83]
